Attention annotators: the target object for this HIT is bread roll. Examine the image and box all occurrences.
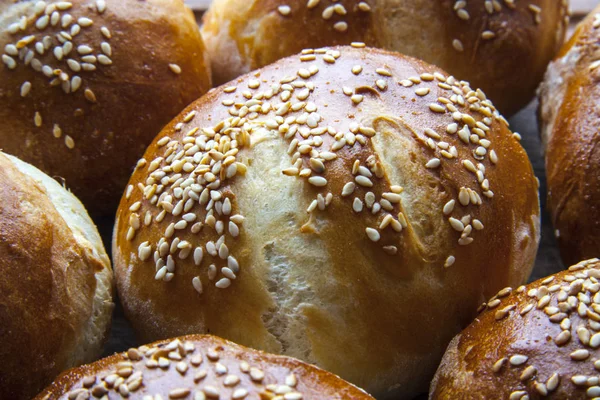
[201,0,569,115]
[0,0,212,215]
[430,259,600,399]
[539,5,600,266]
[0,151,113,400]
[112,45,540,398]
[35,334,374,399]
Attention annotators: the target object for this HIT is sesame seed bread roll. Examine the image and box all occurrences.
[538,6,600,267]
[201,0,569,116]
[0,151,113,400]
[430,259,600,399]
[112,45,540,398]
[0,0,212,216]
[35,334,374,399]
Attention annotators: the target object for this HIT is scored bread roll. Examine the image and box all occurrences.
[0,0,212,215]
[539,5,600,266]
[35,334,374,399]
[201,0,569,115]
[430,259,600,399]
[0,151,113,400]
[113,45,540,398]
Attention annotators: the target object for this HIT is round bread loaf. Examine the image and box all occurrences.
[0,151,113,400]
[539,6,600,267]
[0,0,212,216]
[201,0,569,115]
[112,45,541,398]
[430,259,600,399]
[35,334,374,399]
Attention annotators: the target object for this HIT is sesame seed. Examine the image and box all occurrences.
[169,64,182,74]
[65,135,75,149]
[365,227,380,242]
[444,256,455,268]
[334,21,348,32]
[308,176,327,187]
[355,175,373,187]
[358,2,371,11]
[34,111,42,127]
[426,158,441,169]
[278,5,291,16]
[96,0,106,13]
[192,277,203,294]
[415,88,430,96]
[215,278,231,289]
[20,81,32,97]
[449,217,464,232]
[429,103,446,113]
[101,26,111,38]
[443,199,455,215]
[306,0,320,8]
[351,94,364,104]
[492,357,506,373]
[351,65,362,75]
[84,88,97,103]
[520,365,536,381]
[169,388,191,399]
[77,17,93,27]
[571,349,590,361]
[2,55,16,69]
[509,355,528,366]
[249,368,265,382]
[452,39,464,52]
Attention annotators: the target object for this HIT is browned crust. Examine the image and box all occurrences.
[0,0,212,216]
[539,5,600,266]
[34,334,375,399]
[0,152,112,400]
[201,0,568,115]
[112,46,540,398]
[430,259,600,399]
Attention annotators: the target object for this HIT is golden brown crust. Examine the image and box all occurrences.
[0,0,212,216]
[113,46,540,398]
[35,334,374,399]
[0,151,113,400]
[201,0,568,115]
[430,259,600,399]
[538,6,600,267]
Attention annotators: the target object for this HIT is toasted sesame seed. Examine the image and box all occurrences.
[492,357,506,373]
[84,88,97,103]
[415,88,430,96]
[34,111,42,127]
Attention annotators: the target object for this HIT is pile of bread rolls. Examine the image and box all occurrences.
[2,0,600,399]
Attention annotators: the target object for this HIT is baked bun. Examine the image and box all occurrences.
[430,259,600,399]
[35,334,374,399]
[201,0,569,115]
[0,151,113,400]
[112,45,540,398]
[0,0,212,216]
[539,6,600,266]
